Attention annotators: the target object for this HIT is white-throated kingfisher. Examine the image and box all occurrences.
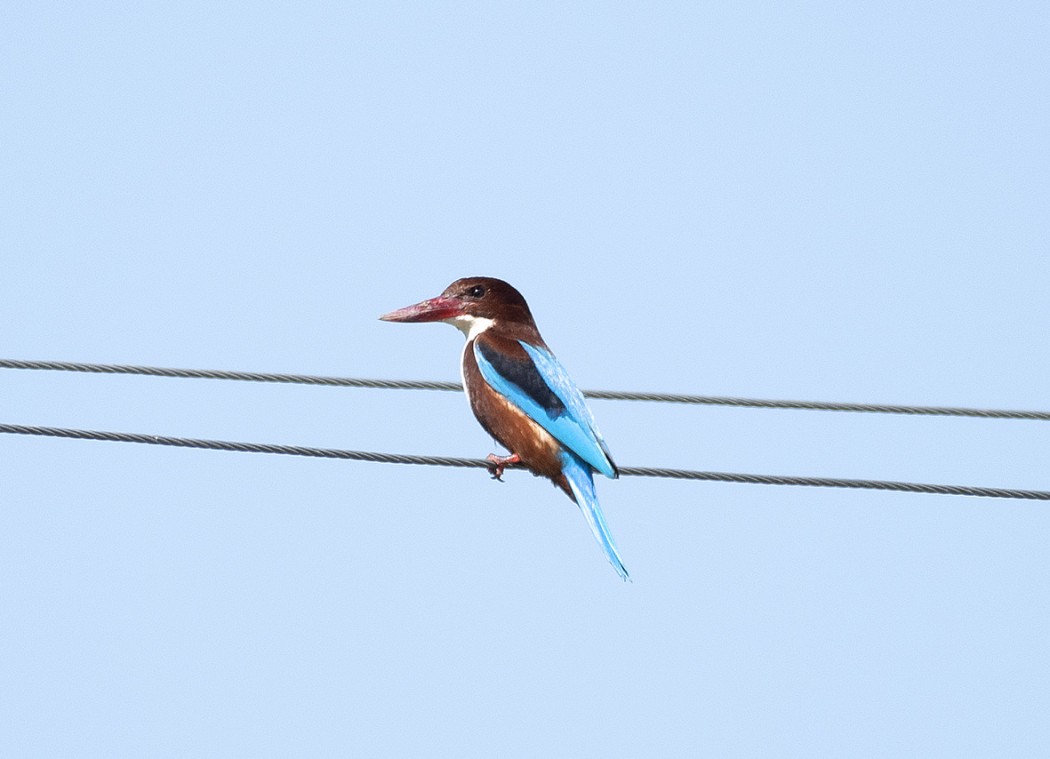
[379,276,629,580]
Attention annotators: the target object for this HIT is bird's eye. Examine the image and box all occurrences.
[467,285,486,298]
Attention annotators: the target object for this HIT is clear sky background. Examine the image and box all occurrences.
[3,3,1049,756]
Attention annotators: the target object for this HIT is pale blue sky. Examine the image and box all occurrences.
[3,3,1049,756]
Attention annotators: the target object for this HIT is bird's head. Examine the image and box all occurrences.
[379,277,534,338]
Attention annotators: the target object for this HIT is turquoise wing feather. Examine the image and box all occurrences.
[473,339,617,479]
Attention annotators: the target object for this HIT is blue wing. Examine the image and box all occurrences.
[473,338,617,479]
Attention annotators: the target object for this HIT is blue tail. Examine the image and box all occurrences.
[560,451,630,581]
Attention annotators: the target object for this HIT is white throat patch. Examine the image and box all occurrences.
[445,314,496,341]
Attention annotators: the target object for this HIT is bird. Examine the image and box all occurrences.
[379,276,629,580]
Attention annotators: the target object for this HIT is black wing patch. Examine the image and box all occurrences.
[475,339,566,417]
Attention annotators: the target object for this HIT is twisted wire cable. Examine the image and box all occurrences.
[4,423,1048,501]
[3,358,1047,420]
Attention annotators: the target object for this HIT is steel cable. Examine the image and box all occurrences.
[4,358,1048,420]
[4,423,1048,501]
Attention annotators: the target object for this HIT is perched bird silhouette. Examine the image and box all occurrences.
[380,276,629,580]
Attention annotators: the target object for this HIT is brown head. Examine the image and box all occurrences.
[379,277,538,338]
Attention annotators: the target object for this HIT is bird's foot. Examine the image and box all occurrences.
[485,453,521,481]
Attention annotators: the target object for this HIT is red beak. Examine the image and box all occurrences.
[379,296,465,323]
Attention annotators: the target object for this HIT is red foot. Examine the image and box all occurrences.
[485,453,521,481]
